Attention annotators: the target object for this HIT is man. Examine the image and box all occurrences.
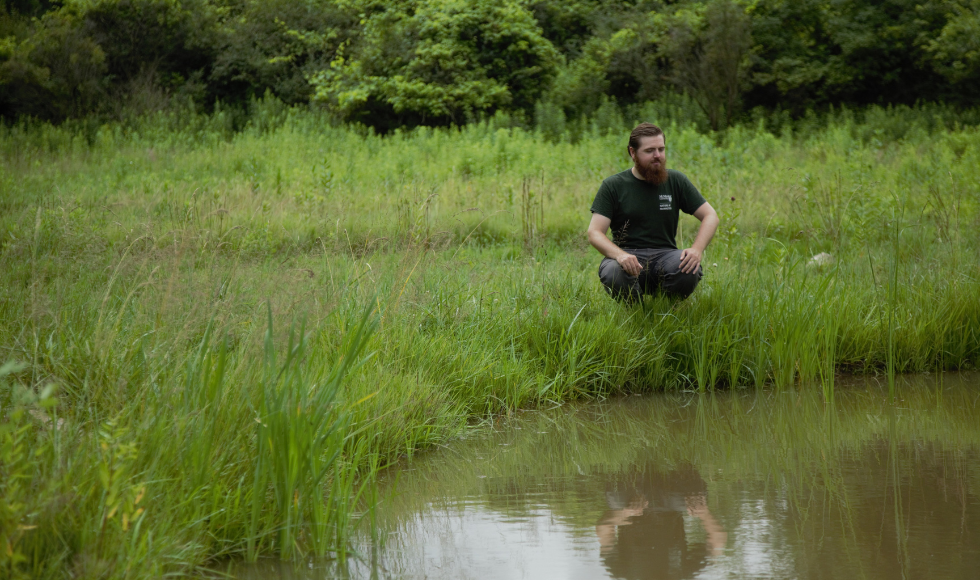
[588,123,719,302]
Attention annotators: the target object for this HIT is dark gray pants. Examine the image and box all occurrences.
[598,248,703,302]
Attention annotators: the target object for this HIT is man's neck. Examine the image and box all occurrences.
[630,166,644,181]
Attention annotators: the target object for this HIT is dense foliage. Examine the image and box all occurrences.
[3,0,980,129]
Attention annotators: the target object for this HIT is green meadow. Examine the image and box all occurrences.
[2,102,980,578]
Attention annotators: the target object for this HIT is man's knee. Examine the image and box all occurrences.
[648,249,702,299]
[662,268,702,298]
[599,259,640,302]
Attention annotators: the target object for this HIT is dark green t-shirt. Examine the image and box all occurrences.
[590,169,707,250]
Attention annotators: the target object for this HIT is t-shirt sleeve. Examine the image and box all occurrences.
[677,173,707,215]
[590,180,616,218]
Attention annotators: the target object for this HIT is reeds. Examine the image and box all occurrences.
[0,297,383,578]
[248,303,377,560]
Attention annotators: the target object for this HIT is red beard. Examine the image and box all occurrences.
[636,161,668,185]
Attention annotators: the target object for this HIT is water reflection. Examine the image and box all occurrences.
[232,373,980,580]
[597,464,725,579]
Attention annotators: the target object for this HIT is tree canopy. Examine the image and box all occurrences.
[2,0,979,129]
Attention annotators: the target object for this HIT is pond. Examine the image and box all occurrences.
[234,373,980,579]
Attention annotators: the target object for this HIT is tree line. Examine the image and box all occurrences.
[2,0,979,131]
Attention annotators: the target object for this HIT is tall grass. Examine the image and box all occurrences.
[1,102,979,577]
[0,297,384,578]
[248,303,376,560]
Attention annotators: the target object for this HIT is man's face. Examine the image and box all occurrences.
[630,134,667,184]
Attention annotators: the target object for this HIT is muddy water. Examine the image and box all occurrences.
[236,374,980,579]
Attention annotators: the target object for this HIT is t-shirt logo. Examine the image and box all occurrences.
[659,194,672,211]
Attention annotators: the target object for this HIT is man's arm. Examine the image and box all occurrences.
[595,498,648,553]
[678,202,720,274]
[686,494,728,557]
[587,213,643,276]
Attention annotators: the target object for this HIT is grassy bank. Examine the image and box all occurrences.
[2,105,980,578]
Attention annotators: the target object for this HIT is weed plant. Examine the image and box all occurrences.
[1,103,979,578]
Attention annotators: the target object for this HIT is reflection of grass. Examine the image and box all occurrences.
[381,376,980,577]
[403,374,980,487]
[2,110,980,577]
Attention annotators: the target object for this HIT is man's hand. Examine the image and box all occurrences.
[617,253,643,276]
[678,248,702,274]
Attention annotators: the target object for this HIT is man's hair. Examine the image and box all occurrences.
[628,123,665,152]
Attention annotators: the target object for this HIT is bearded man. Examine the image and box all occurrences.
[587,123,719,303]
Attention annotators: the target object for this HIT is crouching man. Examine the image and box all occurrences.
[587,123,720,303]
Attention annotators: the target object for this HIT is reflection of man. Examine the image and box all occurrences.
[596,465,727,580]
[587,123,719,303]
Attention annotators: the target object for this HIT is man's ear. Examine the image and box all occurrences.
[627,147,635,161]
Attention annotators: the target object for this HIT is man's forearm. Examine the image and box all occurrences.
[588,230,629,260]
[589,227,643,276]
[690,214,719,252]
